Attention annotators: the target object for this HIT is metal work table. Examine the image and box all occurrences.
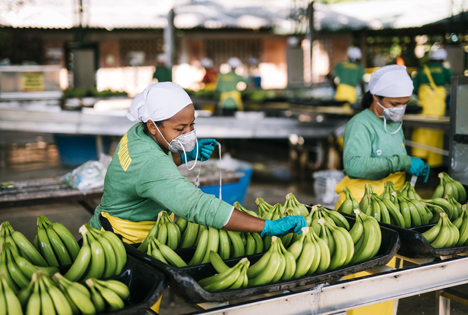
[0,106,348,139]
[193,254,468,315]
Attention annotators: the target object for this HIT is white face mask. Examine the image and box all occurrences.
[153,121,199,170]
[376,101,406,135]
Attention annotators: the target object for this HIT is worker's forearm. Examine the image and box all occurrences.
[172,153,183,166]
[223,209,265,233]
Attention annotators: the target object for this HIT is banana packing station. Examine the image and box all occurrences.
[1,0,468,315]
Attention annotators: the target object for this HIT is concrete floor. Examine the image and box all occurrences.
[1,135,468,315]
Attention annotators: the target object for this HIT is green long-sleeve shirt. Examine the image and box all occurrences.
[334,60,364,87]
[343,109,412,181]
[88,123,233,230]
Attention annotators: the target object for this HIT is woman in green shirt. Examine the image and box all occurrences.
[89,82,306,244]
[335,65,430,209]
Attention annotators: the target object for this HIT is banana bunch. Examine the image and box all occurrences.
[398,182,422,200]
[359,183,375,209]
[198,257,250,292]
[64,224,126,282]
[234,202,258,217]
[0,242,59,294]
[422,197,458,222]
[85,278,130,313]
[0,272,23,315]
[348,210,382,264]
[316,218,354,270]
[380,181,397,203]
[35,215,81,267]
[255,198,273,217]
[247,236,297,286]
[283,193,309,217]
[337,187,360,215]
[138,211,181,253]
[394,192,431,227]
[422,213,460,248]
[455,205,468,246]
[0,221,48,267]
[432,172,467,203]
[306,205,351,234]
[144,236,187,268]
[361,193,407,227]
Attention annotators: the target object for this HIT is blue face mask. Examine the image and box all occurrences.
[377,101,406,134]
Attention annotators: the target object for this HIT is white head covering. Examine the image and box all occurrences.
[227,57,242,69]
[430,49,447,60]
[369,65,414,97]
[347,47,362,61]
[201,58,213,68]
[126,82,192,122]
[157,54,167,63]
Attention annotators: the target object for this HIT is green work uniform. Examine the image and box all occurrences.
[88,123,233,230]
[413,62,452,91]
[153,66,173,82]
[216,71,246,109]
[334,60,365,87]
[343,109,411,180]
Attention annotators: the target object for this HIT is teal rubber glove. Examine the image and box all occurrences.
[409,157,430,183]
[182,139,218,163]
[260,216,307,237]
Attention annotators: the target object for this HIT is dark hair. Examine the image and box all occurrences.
[141,120,165,132]
[361,91,384,109]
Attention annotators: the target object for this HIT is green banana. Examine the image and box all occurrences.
[432,174,445,199]
[227,231,245,258]
[95,279,129,304]
[422,215,443,243]
[175,217,188,234]
[37,221,60,267]
[43,276,73,315]
[99,231,126,275]
[82,232,105,281]
[306,235,321,275]
[323,209,350,230]
[313,231,330,274]
[249,249,281,286]
[382,199,406,228]
[431,213,451,248]
[0,251,19,294]
[39,278,56,315]
[218,229,231,260]
[54,273,96,315]
[294,230,315,278]
[87,282,106,314]
[26,281,40,315]
[180,222,199,249]
[202,261,245,292]
[199,258,246,288]
[245,233,256,256]
[10,227,48,267]
[51,223,81,261]
[234,202,259,217]
[153,238,187,268]
[166,219,180,250]
[64,231,91,281]
[350,215,378,264]
[46,226,73,266]
[1,272,22,314]
[252,233,264,254]
[278,241,296,281]
[271,243,286,283]
[287,228,306,260]
[209,251,230,273]
[94,234,116,279]
[157,217,168,245]
[202,227,219,264]
[5,246,29,289]
[189,228,208,266]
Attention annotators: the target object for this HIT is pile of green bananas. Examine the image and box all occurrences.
[64,224,126,282]
[422,197,459,222]
[0,222,48,268]
[34,215,81,267]
[348,210,382,264]
[422,213,460,248]
[315,218,353,271]
[432,172,467,202]
[1,242,58,293]
[0,272,22,315]
[336,187,360,215]
[143,236,187,268]
[138,211,181,253]
[18,270,129,315]
[397,182,422,200]
[199,256,250,292]
[306,205,350,231]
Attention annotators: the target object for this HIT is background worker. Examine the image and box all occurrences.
[335,65,430,208]
[216,57,247,115]
[201,58,218,91]
[152,54,173,83]
[412,48,452,168]
[333,47,365,106]
[334,65,429,315]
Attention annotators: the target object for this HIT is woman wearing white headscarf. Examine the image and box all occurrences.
[88,82,305,244]
[334,65,430,209]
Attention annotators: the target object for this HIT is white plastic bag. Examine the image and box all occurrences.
[62,154,112,193]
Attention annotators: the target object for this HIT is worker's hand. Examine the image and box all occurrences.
[260,216,307,237]
[182,139,219,163]
[409,157,430,183]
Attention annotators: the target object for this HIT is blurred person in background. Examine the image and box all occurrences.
[333,47,365,106]
[201,58,218,91]
[216,57,247,115]
[247,57,262,89]
[411,48,452,168]
[152,54,173,83]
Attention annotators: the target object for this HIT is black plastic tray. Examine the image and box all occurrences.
[341,213,468,258]
[126,216,400,304]
[60,248,167,315]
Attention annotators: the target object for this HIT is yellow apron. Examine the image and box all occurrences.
[412,65,446,167]
[334,173,403,315]
[335,83,357,106]
[100,212,174,313]
[219,91,243,111]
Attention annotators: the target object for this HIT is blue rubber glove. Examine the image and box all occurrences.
[409,157,430,183]
[260,216,307,237]
[182,139,218,163]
